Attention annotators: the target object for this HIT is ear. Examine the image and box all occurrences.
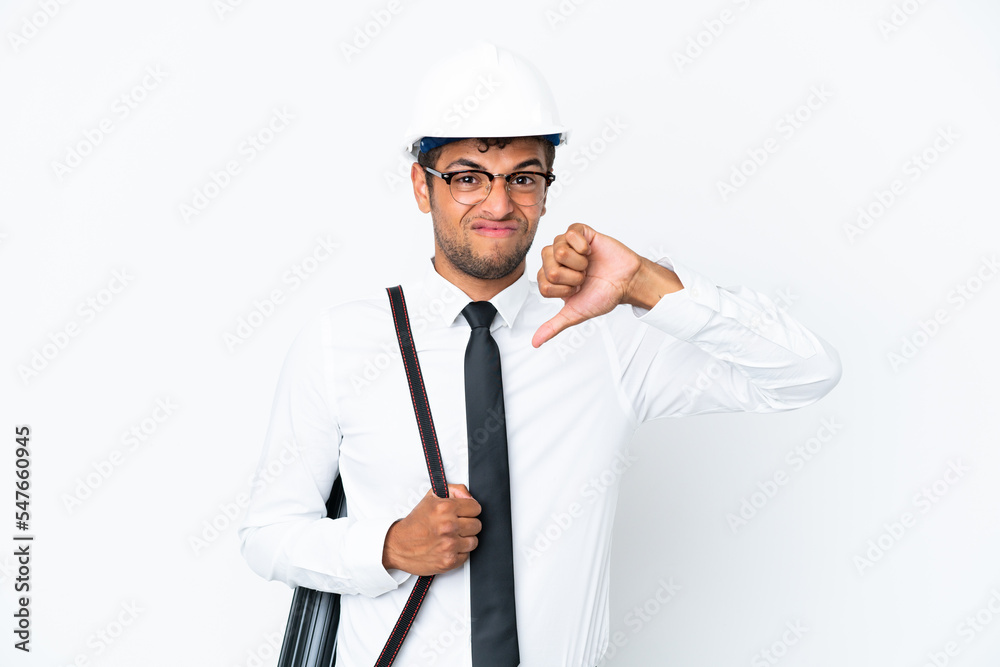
[412,162,431,214]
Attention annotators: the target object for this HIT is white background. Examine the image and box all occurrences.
[2,0,999,665]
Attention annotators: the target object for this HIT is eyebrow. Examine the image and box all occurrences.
[442,157,546,172]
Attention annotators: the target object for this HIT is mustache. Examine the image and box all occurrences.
[464,213,527,226]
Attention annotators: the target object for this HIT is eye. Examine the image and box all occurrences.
[453,172,486,186]
[510,173,539,188]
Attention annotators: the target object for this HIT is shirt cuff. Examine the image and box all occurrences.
[629,255,719,340]
[342,516,412,597]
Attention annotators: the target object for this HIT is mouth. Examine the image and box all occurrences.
[470,220,519,238]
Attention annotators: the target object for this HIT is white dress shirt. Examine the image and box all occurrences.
[238,253,842,667]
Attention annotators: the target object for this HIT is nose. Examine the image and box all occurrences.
[476,175,515,218]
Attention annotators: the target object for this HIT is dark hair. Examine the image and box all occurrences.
[418,136,556,192]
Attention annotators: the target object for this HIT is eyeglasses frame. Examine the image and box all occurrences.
[422,166,556,206]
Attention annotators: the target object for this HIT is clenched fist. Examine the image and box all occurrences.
[382,484,482,576]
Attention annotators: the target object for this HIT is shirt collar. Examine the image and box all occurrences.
[414,256,530,332]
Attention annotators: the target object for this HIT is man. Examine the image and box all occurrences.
[238,42,842,666]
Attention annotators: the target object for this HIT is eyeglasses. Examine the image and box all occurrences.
[423,166,556,207]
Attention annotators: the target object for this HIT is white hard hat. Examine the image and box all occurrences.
[402,41,570,160]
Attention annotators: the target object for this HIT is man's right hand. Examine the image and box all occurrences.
[382,484,482,576]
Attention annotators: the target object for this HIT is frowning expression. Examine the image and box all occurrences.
[412,137,551,281]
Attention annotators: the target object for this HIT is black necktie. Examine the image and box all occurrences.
[461,301,520,666]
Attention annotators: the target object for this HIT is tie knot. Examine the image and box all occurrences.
[461,301,497,330]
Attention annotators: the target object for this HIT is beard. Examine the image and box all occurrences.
[430,199,539,281]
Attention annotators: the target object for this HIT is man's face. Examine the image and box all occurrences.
[412,137,549,281]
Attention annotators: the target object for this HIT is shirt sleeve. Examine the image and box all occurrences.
[237,314,410,597]
[603,254,843,423]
